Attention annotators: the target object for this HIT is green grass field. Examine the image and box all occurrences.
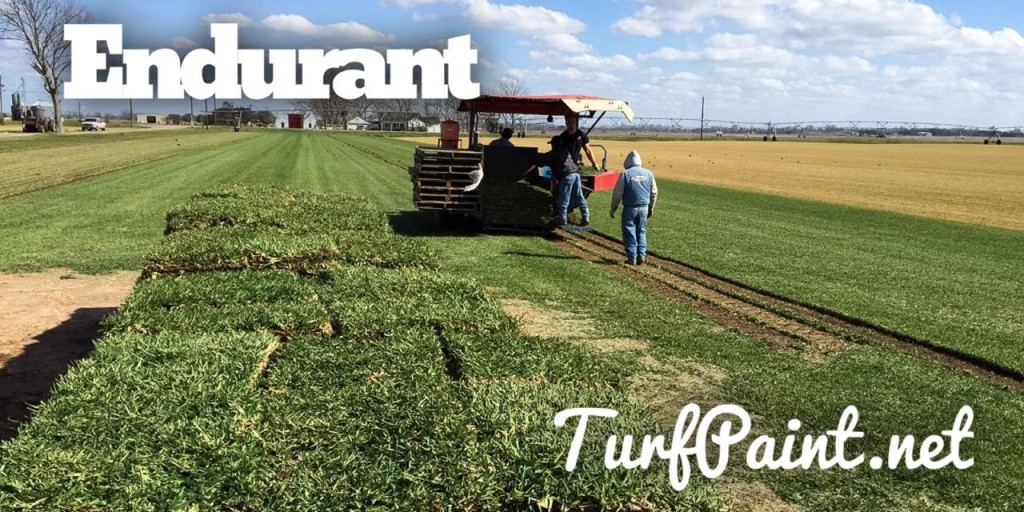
[1,130,1022,510]
[0,128,248,199]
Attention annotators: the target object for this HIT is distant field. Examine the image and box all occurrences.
[0,128,254,198]
[402,136,1024,231]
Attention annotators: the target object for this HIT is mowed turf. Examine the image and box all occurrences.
[0,128,257,199]
[584,181,1024,376]
[2,132,1024,509]
[0,131,407,272]
[403,136,1024,231]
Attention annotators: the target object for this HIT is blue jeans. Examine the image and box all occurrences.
[621,205,649,261]
[555,173,589,223]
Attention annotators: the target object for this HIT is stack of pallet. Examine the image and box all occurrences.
[410,147,484,214]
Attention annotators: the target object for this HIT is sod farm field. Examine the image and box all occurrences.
[1,129,1023,510]
[403,136,1024,231]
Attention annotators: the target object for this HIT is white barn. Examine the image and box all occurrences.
[273,112,320,130]
[346,116,370,131]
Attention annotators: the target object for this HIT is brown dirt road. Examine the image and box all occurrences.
[0,269,137,440]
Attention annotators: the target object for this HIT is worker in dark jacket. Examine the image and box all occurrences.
[556,114,599,168]
[548,136,590,226]
[489,127,515,147]
[609,150,658,264]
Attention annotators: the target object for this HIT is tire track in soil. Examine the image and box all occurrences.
[553,228,1024,391]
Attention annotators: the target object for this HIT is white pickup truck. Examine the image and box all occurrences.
[81,117,106,131]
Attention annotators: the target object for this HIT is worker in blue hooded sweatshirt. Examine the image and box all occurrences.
[609,150,658,265]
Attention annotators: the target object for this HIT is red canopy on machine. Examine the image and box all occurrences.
[458,95,635,121]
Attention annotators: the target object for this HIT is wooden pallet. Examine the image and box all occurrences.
[411,146,483,214]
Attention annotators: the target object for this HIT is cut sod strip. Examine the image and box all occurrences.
[143,227,435,277]
[0,331,276,510]
[165,192,386,235]
[252,333,480,509]
[465,378,721,510]
[103,270,332,336]
[317,267,516,337]
[254,333,719,510]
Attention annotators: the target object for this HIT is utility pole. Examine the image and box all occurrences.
[78,102,82,121]
[129,98,134,128]
[0,75,4,125]
[699,96,705,141]
[189,95,194,127]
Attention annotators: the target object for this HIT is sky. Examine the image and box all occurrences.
[2,0,1023,128]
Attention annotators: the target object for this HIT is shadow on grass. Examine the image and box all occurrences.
[0,307,112,441]
[388,210,484,238]
[503,250,578,260]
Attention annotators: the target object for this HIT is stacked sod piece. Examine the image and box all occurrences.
[0,186,721,510]
[480,181,556,231]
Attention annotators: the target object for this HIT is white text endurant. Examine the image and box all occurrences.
[63,24,480,100]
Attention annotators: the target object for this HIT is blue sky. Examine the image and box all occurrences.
[3,0,1022,127]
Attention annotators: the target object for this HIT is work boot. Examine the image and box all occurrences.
[625,259,636,265]
[637,255,645,265]
[580,217,590,227]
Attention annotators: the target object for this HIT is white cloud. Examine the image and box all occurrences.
[378,0,455,6]
[1,39,42,95]
[640,34,875,77]
[201,12,254,26]
[612,0,1024,60]
[385,0,596,53]
[534,33,591,52]
[463,0,591,51]
[464,0,585,34]
[201,12,395,44]
[321,21,396,43]
[524,49,636,80]
[170,36,199,50]
[261,14,319,35]
[758,78,785,91]
[509,65,618,85]
[639,47,688,61]
[411,11,440,21]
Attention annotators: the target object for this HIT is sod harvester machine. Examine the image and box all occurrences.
[409,95,634,232]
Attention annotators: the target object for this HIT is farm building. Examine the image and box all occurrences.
[374,113,444,132]
[421,116,442,133]
[135,113,168,125]
[377,112,420,131]
[273,112,320,130]
[346,116,370,131]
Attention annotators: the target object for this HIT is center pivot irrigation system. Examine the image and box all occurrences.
[408,95,634,232]
[582,116,1022,142]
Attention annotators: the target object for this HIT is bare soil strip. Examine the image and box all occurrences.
[0,269,138,440]
[553,229,1024,391]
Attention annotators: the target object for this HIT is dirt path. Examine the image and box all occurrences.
[0,269,137,440]
[554,229,1024,390]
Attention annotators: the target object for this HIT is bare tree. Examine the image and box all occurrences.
[491,75,528,132]
[293,69,373,129]
[384,98,419,114]
[1,0,86,133]
[424,94,466,126]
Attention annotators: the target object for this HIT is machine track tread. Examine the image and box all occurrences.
[553,228,1024,391]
